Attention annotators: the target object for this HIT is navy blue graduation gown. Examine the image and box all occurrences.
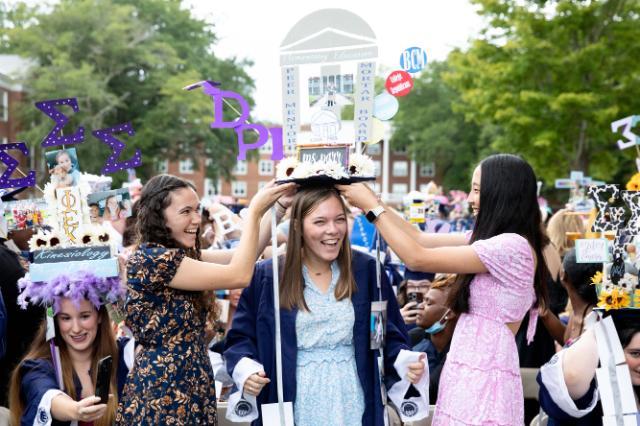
[17,337,130,426]
[224,250,410,425]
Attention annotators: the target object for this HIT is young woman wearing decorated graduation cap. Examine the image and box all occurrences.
[9,273,128,426]
[115,174,294,425]
[339,153,550,425]
[224,185,428,426]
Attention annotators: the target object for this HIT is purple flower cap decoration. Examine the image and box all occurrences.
[17,271,125,314]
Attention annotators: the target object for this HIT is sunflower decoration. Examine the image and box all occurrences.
[590,271,603,285]
[597,287,631,311]
[28,229,63,251]
[276,157,299,180]
[275,150,375,183]
[79,228,96,246]
[95,228,111,244]
[90,224,112,245]
[28,231,50,251]
[625,172,640,191]
[348,153,375,177]
[634,289,640,307]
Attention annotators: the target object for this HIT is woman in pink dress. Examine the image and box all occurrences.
[339,153,549,425]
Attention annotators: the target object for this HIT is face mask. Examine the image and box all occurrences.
[424,309,450,335]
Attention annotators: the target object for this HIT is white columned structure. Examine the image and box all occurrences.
[382,132,390,200]
[410,160,417,192]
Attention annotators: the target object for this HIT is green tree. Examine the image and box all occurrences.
[1,0,254,186]
[445,0,640,185]
[391,61,485,190]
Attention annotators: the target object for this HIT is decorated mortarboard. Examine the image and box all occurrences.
[273,8,384,189]
[14,145,127,389]
[403,268,435,282]
[275,145,376,185]
[17,270,124,314]
[591,270,640,311]
[600,307,638,326]
[0,186,28,202]
[583,307,638,425]
[577,179,640,425]
[576,182,640,311]
[17,165,124,307]
[586,274,639,425]
[580,116,640,425]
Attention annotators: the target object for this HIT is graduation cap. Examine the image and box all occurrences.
[277,174,375,186]
[0,186,28,201]
[275,147,376,186]
[602,308,638,325]
[403,267,435,282]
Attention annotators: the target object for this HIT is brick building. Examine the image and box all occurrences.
[0,55,31,172]
[1,54,438,206]
[167,120,438,206]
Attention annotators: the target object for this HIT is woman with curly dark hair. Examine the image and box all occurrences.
[115,174,294,425]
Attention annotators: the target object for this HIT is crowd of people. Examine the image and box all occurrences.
[0,153,638,425]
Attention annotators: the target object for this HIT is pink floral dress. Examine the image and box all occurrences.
[432,233,537,425]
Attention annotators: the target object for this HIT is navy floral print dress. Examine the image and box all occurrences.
[116,243,217,425]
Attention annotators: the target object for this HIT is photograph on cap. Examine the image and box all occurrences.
[44,147,82,188]
[86,188,132,224]
[2,198,48,231]
[307,70,355,108]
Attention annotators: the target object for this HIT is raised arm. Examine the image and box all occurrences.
[52,394,108,423]
[169,182,295,291]
[373,218,486,274]
[561,328,599,399]
[538,310,566,346]
[199,248,234,265]
[255,200,287,257]
[19,359,108,424]
[377,200,468,248]
[338,183,485,274]
[202,196,292,265]
[537,244,566,344]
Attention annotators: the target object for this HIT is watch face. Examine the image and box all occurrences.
[366,210,376,223]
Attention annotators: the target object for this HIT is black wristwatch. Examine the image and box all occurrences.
[365,205,386,223]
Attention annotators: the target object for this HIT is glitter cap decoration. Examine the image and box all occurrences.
[593,270,640,311]
[92,122,143,174]
[17,271,125,314]
[0,143,36,189]
[276,144,376,185]
[35,98,85,147]
[586,183,640,311]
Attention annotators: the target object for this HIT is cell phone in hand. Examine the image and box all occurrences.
[407,292,423,309]
[95,355,112,404]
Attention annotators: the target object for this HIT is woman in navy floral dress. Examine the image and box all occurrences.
[116,175,293,425]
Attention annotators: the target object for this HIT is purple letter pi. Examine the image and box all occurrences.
[185,81,284,162]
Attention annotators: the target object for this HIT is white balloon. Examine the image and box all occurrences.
[373,93,399,121]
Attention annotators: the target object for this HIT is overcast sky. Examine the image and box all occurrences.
[8,0,486,122]
[184,0,485,122]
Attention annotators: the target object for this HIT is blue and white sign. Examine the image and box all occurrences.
[30,258,119,281]
[400,47,427,73]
